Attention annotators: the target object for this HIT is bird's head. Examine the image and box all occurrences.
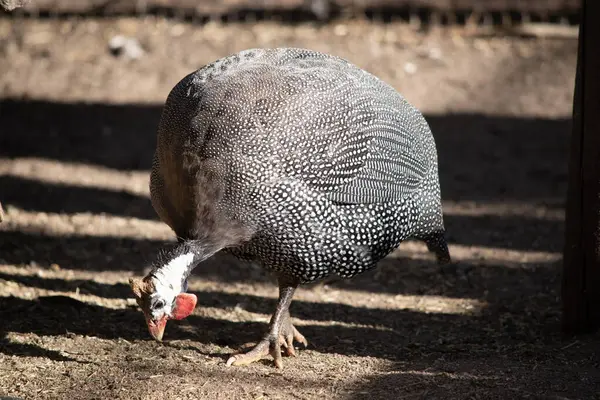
[128,233,251,341]
[129,275,197,342]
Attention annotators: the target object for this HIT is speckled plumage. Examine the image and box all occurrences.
[150,47,450,284]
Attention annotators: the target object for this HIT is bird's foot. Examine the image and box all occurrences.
[226,316,307,369]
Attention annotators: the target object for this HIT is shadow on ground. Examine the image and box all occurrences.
[0,230,166,272]
[0,175,156,220]
[346,352,600,400]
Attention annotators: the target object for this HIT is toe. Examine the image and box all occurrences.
[284,334,296,357]
[279,335,287,348]
[292,326,308,347]
[226,341,269,367]
[270,343,284,369]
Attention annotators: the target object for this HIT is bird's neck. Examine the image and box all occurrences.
[149,241,212,294]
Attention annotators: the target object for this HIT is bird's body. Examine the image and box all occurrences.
[151,47,448,282]
[131,48,450,368]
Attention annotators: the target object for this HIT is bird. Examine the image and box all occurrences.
[129,47,451,369]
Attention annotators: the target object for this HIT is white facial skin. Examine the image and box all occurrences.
[147,279,177,320]
[148,252,195,320]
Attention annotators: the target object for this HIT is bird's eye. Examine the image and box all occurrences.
[153,299,165,309]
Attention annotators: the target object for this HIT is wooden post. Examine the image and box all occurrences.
[562,0,600,334]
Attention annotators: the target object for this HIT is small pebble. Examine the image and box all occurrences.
[404,62,417,74]
[108,35,145,60]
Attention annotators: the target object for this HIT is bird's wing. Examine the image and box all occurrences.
[306,105,432,205]
[267,58,433,205]
[324,134,429,204]
[268,48,434,204]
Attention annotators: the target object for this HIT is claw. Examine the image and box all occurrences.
[292,326,308,347]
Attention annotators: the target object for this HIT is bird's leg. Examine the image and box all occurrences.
[226,276,307,368]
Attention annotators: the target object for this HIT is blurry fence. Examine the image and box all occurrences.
[2,0,582,25]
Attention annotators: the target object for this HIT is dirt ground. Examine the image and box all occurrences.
[0,15,598,400]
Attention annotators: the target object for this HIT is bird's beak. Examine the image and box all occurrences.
[146,315,168,341]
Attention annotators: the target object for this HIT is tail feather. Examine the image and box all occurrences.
[424,231,451,265]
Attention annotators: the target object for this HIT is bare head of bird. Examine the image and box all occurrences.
[129,262,198,342]
[128,238,247,342]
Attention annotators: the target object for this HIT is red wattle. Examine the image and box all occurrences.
[171,293,197,320]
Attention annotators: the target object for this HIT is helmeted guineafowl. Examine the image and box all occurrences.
[129,47,450,368]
